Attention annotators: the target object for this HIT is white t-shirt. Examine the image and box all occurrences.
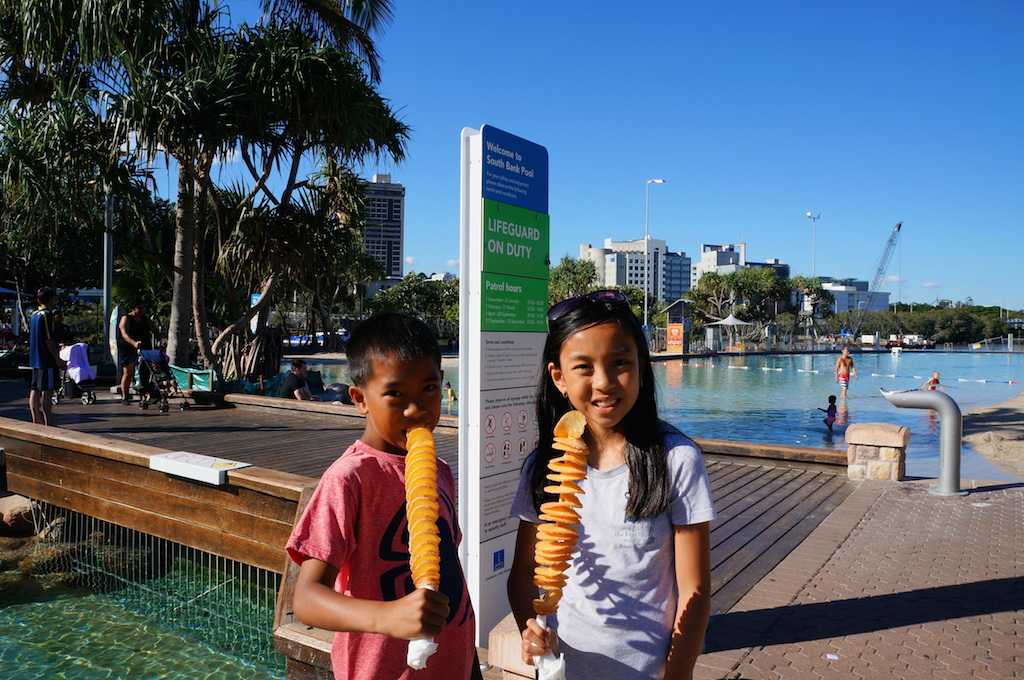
[510,427,717,680]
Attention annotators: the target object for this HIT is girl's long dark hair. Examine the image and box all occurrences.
[529,299,671,521]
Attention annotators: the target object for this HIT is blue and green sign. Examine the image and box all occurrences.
[482,199,549,280]
[481,126,548,214]
[478,126,550,332]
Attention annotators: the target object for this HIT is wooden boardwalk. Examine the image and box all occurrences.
[0,380,855,622]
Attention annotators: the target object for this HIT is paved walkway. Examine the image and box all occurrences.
[694,478,1023,679]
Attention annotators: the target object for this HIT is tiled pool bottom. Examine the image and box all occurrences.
[0,595,284,679]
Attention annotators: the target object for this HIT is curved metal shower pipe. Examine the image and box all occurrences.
[880,388,967,496]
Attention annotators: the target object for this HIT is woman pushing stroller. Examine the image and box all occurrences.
[117,300,160,405]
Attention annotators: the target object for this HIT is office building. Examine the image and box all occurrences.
[690,243,790,288]
[816,278,890,313]
[579,238,691,303]
[364,174,405,282]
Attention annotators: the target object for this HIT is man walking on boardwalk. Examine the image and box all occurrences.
[835,347,858,397]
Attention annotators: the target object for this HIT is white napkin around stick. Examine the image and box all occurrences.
[406,585,440,669]
[532,614,566,680]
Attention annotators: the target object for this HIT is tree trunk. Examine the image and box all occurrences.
[167,165,195,367]
[192,186,216,369]
[312,293,337,351]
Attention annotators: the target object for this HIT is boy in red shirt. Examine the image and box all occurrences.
[287,312,481,679]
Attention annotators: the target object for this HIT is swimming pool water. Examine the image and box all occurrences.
[656,351,1023,480]
[300,351,1023,480]
[0,595,283,680]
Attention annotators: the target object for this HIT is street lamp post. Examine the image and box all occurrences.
[645,179,666,331]
[805,212,821,278]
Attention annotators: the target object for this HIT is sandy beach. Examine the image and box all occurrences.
[962,389,1024,481]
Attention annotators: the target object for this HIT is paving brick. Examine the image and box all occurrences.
[695,481,1024,680]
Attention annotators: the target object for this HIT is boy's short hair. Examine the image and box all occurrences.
[347,312,441,387]
[37,286,54,304]
[291,358,307,371]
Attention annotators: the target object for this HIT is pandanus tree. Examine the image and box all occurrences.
[121,13,407,371]
[0,0,406,372]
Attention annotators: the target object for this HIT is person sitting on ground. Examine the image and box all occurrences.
[818,395,838,432]
[286,312,482,679]
[921,371,944,391]
[280,359,321,401]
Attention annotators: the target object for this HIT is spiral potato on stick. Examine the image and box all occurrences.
[533,410,589,616]
[405,427,440,588]
[405,427,442,669]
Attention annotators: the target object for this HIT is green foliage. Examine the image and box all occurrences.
[789,276,835,319]
[547,255,597,306]
[931,309,986,344]
[688,269,807,329]
[366,272,457,325]
[0,0,408,367]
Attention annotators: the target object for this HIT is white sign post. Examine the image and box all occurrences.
[459,125,549,639]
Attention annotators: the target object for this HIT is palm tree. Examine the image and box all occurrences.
[258,0,393,81]
[120,4,407,367]
[2,1,407,368]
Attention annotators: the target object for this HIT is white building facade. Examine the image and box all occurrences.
[816,278,891,313]
[691,243,790,288]
[579,238,691,303]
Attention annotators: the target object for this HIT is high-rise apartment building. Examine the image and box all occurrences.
[364,174,404,282]
[579,238,691,303]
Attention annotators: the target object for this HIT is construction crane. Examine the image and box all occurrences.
[849,222,902,338]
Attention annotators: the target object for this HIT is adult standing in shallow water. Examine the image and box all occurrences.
[835,347,858,397]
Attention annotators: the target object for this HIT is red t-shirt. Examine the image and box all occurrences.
[287,440,476,679]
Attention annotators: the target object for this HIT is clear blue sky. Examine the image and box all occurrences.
[345,1,1022,310]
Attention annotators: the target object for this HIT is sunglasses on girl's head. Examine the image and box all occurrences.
[547,290,629,322]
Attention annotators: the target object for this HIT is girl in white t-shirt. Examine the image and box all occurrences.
[508,290,717,680]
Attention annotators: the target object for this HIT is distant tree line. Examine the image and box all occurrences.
[369,257,1018,347]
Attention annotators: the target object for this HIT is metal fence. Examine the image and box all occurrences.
[29,502,283,674]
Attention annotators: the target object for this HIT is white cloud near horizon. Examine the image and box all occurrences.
[405,256,417,266]
[921,282,941,288]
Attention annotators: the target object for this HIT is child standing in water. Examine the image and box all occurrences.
[507,290,717,679]
[443,380,458,412]
[818,395,838,432]
[921,371,943,391]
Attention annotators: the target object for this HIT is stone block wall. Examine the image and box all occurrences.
[845,423,910,481]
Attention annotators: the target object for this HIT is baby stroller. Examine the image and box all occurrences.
[136,349,191,412]
[53,343,97,405]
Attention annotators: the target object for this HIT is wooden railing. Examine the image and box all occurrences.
[0,416,313,574]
